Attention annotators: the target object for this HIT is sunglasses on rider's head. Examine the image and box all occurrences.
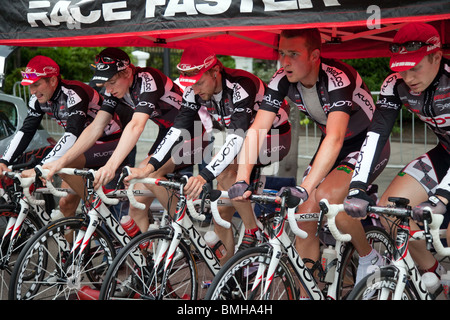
[389,41,432,53]
[179,69,203,77]
[21,71,47,80]
[95,55,117,64]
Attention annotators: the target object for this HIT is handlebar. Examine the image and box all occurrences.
[34,165,119,205]
[122,166,205,221]
[320,198,450,256]
[3,171,44,206]
[202,187,308,238]
[367,202,450,256]
[319,199,352,242]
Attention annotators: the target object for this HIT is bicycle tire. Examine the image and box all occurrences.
[334,225,395,300]
[0,205,44,300]
[347,267,418,300]
[205,246,298,300]
[9,216,116,300]
[99,228,200,300]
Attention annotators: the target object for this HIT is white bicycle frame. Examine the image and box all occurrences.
[126,176,224,277]
[36,166,153,265]
[361,205,450,300]
[248,198,351,300]
[0,171,55,264]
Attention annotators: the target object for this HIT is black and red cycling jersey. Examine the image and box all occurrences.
[100,66,183,130]
[260,57,375,140]
[0,79,121,166]
[351,58,450,198]
[149,67,290,181]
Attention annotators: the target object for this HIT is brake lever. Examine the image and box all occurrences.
[201,183,212,213]
[317,201,327,237]
[423,210,433,251]
[116,166,130,191]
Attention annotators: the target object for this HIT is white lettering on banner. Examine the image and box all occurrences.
[28,0,131,28]
[27,0,343,28]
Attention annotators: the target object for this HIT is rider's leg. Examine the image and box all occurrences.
[317,168,372,257]
[215,163,259,263]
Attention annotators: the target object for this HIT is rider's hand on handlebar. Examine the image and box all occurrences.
[228,180,253,201]
[277,186,308,208]
[344,188,375,219]
[412,195,447,222]
[20,168,36,178]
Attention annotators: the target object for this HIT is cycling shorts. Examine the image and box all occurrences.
[302,131,390,185]
[400,143,450,196]
[255,121,291,167]
[151,124,208,171]
[84,138,121,169]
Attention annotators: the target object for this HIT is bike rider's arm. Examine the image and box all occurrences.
[435,168,450,204]
[43,110,114,178]
[147,88,199,173]
[40,89,91,165]
[349,74,402,191]
[235,109,276,184]
[95,111,150,183]
[303,111,350,194]
[198,78,256,182]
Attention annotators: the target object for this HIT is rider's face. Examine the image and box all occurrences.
[29,77,58,104]
[278,36,319,87]
[399,52,442,93]
[192,67,220,101]
[102,68,131,99]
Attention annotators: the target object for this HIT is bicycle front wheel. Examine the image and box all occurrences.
[335,225,394,299]
[205,246,297,300]
[347,267,418,300]
[9,216,116,300]
[100,228,199,300]
[0,205,44,300]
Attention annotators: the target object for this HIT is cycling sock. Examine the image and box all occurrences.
[358,248,378,264]
[245,227,260,238]
[356,249,382,284]
[424,260,446,278]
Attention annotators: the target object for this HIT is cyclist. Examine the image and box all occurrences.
[230,28,390,286]
[0,55,122,217]
[125,44,291,262]
[45,47,186,232]
[344,22,449,277]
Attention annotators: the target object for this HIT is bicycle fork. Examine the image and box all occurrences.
[252,214,285,299]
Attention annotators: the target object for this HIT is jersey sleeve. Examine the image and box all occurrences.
[0,97,43,165]
[41,87,90,164]
[147,87,198,171]
[199,77,258,181]
[259,68,290,114]
[321,61,356,115]
[350,73,403,190]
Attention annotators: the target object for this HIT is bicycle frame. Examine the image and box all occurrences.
[365,204,450,300]
[1,172,53,263]
[251,198,352,300]
[35,167,151,266]
[126,176,222,274]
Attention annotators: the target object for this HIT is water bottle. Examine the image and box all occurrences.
[321,246,337,283]
[204,231,227,259]
[78,286,100,300]
[121,215,149,249]
[121,215,140,238]
[440,271,450,299]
